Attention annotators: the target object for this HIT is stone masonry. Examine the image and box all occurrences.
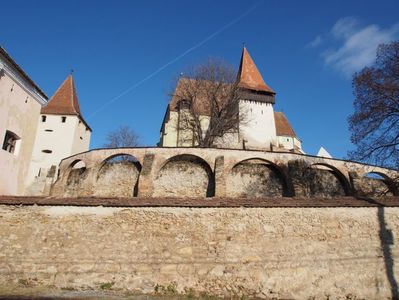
[0,204,398,299]
[50,147,398,199]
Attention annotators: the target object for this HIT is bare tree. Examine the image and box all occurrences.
[103,125,140,148]
[170,59,246,148]
[348,41,399,168]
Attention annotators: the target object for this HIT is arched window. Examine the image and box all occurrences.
[2,130,20,154]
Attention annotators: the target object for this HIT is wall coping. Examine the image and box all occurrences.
[1,196,398,208]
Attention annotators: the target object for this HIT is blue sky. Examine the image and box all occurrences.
[1,0,399,158]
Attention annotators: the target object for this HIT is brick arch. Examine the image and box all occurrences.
[153,154,215,198]
[227,158,292,197]
[94,153,142,197]
[310,163,352,197]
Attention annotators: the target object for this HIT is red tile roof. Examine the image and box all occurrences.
[237,47,275,94]
[41,75,92,131]
[41,75,81,115]
[274,111,297,137]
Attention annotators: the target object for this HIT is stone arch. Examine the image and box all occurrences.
[94,153,142,197]
[227,158,290,197]
[65,159,88,197]
[356,171,397,197]
[307,163,351,197]
[153,154,215,198]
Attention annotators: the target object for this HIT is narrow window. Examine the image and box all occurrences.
[45,129,53,132]
[42,149,52,154]
[61,116,66,123]
[2,130,20,154]
[42,116,47,122]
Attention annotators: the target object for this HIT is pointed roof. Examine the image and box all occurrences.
[41,75,81,115]
[317,147,332,158]
[274,112,297,137]
[41,75,91,131]
[237,47,275,94]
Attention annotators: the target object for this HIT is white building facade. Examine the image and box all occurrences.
[160,47,303,153]
[0,46,92,195]
[26,75,92,195]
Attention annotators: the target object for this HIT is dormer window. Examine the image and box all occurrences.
[2,130,20,154]
[61,116,66,123]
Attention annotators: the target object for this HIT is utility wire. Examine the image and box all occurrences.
[87,0,264,119]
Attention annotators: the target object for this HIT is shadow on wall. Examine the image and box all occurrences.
[354,172,397,198]
[227,159,288,197]
[360,197,399,299]
[60,155,397,199]
[288,160,350,198]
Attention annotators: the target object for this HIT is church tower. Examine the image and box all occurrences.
[26,75,92,194]
[237,47,277,150]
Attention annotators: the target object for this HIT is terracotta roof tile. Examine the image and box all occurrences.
[41,75,92,131]
[274,111,297,137]
[169,78,230,116]
[41,75,81,115]
[237,47,275,94]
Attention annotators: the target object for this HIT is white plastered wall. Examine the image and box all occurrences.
[277,136,303,152]
[239,100,276,150]
[0,72,42,195]
[26,114,91,187]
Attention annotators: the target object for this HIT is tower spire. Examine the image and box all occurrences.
[237,47,275,94]
[41,74,82,115]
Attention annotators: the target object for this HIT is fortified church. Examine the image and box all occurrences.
[1,45,399,300]
[160,47,303,153]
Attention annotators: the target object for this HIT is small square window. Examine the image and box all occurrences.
[42,116,47,122]
[2,130,20,154]
[61,116,66,123]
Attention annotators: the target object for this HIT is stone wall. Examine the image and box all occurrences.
[0,204,398,299]
[49,147,399,199]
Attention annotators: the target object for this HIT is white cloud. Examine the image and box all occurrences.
[307,35,323,48]
[331,16,359,39]
[310,17,399,77]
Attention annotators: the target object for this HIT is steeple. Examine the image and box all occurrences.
[41,75,82,115]
[237,47,275,94]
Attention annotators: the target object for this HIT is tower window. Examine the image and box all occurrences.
[61,116,66,123]
[42,149,52,154]
[2,130,20,154]
[42,116,47,122]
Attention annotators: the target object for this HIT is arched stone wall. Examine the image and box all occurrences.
[52,148,399,199]
[354,172,396,197]
[227,158,288,197]
[94,154,141,197]
[153,154,215,198]
[288,160,351,198]
[64,160,89,197]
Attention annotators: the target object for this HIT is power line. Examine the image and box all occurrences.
[87,1,264,119]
